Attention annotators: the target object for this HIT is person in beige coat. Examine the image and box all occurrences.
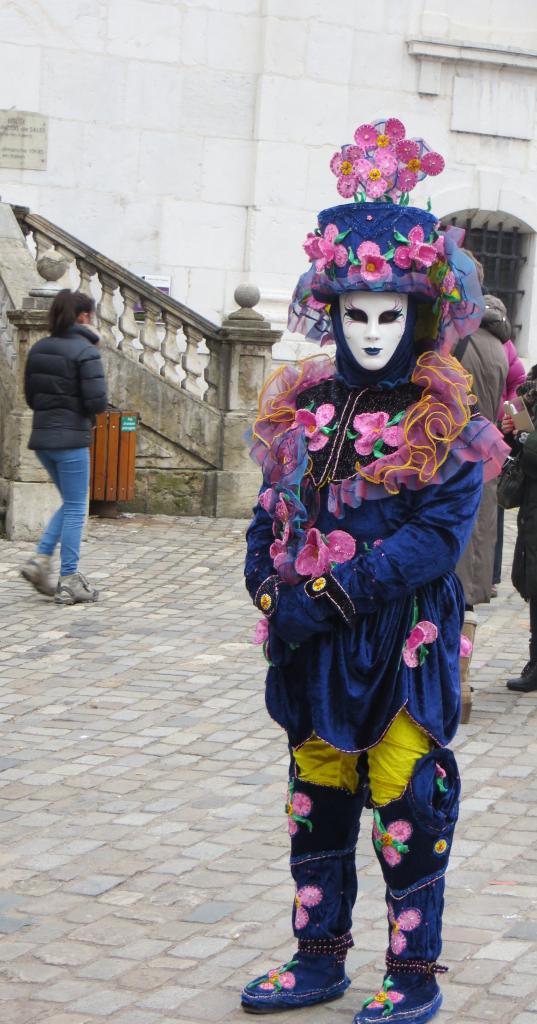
[455,314,508,720]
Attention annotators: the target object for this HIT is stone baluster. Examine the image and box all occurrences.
[161,310,183,385]
[76,258,96,295]
[97,271,118,349]
[182,323,205,396]
[119,285,142,361]
[204,333,221,407]
[34,230,52,262]
[139,298,162,374]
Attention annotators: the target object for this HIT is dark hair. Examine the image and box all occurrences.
[48,289,95,336]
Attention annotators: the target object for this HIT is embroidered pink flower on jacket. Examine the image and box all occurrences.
[286,782,313,836]
[388,903,422,954]
[303,223,349,271]
[294,403,336,451]
[402,620,438,668]
[353,411,402,457]
[393,225,439,270]
[373,810,412,866]
[294,884,323,929]
[460,634,473,657]
[353,241,392,284]
[253,619,269,645]
[270,537,291,572]
[294,527,356,577]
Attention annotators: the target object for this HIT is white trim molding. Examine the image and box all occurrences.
[407,37,537,95]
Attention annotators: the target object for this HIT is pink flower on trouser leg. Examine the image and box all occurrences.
[402,620,438,668]
[388,904,422,954]
[294,403,336,452]
[294,885,323,929]
[355,241,392,284]
[294,528,356,577]
[352,412,402,457]
[286,784,313,836]
[373,810,412,867]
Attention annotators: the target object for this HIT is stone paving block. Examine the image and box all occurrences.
[67,989,138,1015]
[68,876,126,896]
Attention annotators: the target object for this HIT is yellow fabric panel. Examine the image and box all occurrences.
[367,709,432,805]
[293,710,433,804]
[293,735,359,794]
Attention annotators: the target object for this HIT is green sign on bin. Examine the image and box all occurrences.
[120,415,137,432]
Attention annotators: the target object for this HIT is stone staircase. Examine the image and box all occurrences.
[0,203,282,539]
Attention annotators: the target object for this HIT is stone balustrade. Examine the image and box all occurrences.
[12,206,224,402]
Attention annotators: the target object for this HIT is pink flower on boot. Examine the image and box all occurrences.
[294,403,336,451]
[388,904,422,954]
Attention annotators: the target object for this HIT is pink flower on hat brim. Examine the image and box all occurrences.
[353,411,402,456]
[294,403,335,452]
[304,223,348,272]
[394,225,439,270]
[403,620,438,668]
[355,241,392,284]
[294,527,356,577]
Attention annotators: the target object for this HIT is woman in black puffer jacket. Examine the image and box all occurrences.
[21,289,108,605]
[504,367,537,691]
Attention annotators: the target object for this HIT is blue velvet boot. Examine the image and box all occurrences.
[354,748,460,1024]
[241,776,364,1013]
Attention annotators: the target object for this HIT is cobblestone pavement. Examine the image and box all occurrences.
[0,511,536,1024]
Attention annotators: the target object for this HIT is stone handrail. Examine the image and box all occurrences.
[11,205,224,404]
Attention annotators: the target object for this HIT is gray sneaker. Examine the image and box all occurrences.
[20,554,56,596]
[55,573,99,605]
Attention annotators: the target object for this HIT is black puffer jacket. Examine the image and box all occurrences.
[512,371,537,600]
[24,325,108,449]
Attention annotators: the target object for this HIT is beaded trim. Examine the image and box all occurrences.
[385,951,448,976]
[304,573,355,626]
[254,575,280,619]
[298,931,354,964]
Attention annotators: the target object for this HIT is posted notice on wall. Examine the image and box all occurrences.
[0,111,48,170]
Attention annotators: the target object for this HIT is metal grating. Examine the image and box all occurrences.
[448,216,526,335]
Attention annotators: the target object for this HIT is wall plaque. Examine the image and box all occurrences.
[0,111,48,170]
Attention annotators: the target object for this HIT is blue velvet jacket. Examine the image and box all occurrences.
[245,370,484,753]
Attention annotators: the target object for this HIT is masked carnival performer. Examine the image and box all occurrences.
[241,118,508,1024]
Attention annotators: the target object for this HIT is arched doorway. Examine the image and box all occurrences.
[443,210,534,351]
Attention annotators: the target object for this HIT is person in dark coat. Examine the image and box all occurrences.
[21,289,108,604]
[505,368,537,691]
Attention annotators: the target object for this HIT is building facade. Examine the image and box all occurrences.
[1,0,537,353]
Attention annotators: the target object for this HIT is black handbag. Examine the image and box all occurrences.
[497,454,525,510]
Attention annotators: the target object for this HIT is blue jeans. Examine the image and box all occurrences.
[35,448,90,576]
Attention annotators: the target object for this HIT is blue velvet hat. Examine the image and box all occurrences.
[288,117,484,352]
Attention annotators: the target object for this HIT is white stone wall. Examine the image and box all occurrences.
[1,0,537,353]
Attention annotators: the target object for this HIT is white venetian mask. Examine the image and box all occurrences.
[339,291,409,371]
